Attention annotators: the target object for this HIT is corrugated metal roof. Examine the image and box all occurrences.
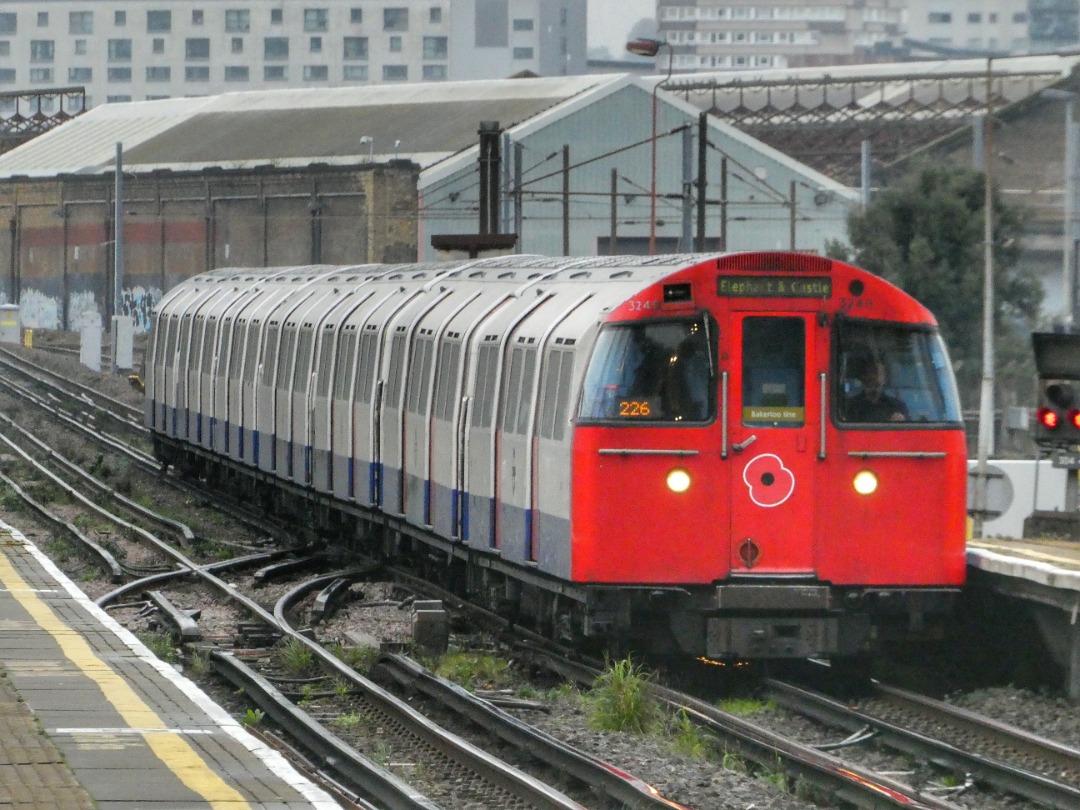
[0,74,617,179]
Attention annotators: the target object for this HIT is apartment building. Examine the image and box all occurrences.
[904,0,1031,54]
[0,0,586,110]
[656,0,905,72]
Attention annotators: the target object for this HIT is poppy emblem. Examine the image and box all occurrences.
[742,453,795,508]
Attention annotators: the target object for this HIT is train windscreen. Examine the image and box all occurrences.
[578,318,714,423]
[836,319,962,425]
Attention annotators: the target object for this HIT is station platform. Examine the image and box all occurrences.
[0,520,339,809]
[968,536,1080,699]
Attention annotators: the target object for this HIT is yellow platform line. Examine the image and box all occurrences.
[0,549,249,808]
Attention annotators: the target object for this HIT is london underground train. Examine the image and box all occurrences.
[145,251,967,662]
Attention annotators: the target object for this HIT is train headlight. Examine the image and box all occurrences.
[667,468,691,493]
[853,470,878,495]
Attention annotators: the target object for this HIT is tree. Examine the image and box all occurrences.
[827,164,1042,412]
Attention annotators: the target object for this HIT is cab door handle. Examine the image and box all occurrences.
[732,434,757,453]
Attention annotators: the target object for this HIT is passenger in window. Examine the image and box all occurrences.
[846,359,908,422]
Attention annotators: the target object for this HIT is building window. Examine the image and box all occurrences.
[225,65,249,81]
[389,35,402,52]
[186,38,210,59]
[264,65,287,80]
[423,64,447,80]
[344,64,368,80]
[146,66,170,81]
[153,38,165,53]
[30,41,54,62]
[310,36,322,52]
[384,8,408,31]
[74,40,87,55]
[1014,12,1028,23]
[114,11,126,26]
[303,65,328,80]
[69,12,93,35]
[107,67,132,82]
[231,37,243,53]
[344,36,368,59]
[225,10,250,32]
[513,18,534,31]
[185,65,210,81]
[0,14,16,34]
[146,95,170,101]
[37,12,48,27]
[107,95,132,103]
[989,13,998,23]
[108,39,132,61]
[430,7,442,24]
[30,68,53,82]
[271,9,283,24]
[264,37,289,59]
[423,36,447,59]
[147,10,171,32]
[967,12,981,23]
[304,9,328,31]
[928,12,952,23]
[513,46,533,59]
[69,67,92,82]
[192,10,204,25]
[351,8,363,24]
[0,43,9,56]
[383,64,408,80]
[0,69,15,83]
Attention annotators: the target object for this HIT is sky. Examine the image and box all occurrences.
[587,0,656,58]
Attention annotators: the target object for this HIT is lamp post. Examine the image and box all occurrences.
[1042,88,1080,326]
[973,57,996,537]
[359,135,374,162]
[626,38,673,255]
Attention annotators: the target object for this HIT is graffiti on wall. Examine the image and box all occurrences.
[0,286,160,333]
[122,287,161,332]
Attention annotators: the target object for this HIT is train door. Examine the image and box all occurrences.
[726,312,827,574]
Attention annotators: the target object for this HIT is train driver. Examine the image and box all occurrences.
[845,358,908,422]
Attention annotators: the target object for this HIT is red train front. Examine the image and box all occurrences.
[571,252,967,660]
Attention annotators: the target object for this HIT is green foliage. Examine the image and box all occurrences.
[668,709,711,758]
[330,641,380,674]
[717,697,776,716]
[138,632,177,663]
[587,658,660,734]
[435,651,510,692]
[834,164,1042,409]
[0,490,22,512]
[276,637,315,675]
[242,708,264,727]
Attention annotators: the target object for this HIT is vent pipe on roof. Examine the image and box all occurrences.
[478,121,502,235]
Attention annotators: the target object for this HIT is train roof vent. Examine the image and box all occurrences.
[610,270,632,279]
[469,271,487,278]
[387,273,403,280]
[570,271,591,279]
[565,338,576,345]
[498,271,516,279]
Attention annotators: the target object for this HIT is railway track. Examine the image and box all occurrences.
[5,335,1079,810]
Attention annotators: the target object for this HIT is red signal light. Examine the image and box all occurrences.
[1069,408,1080,429]
[1038,407,1061,429]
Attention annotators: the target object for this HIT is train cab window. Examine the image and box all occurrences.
[836,319,961,425]
[741,317,805,427]
[578,318,713,423]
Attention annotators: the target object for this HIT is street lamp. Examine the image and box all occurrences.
[974,57,996,537]
[359,135,374,162]
[1042,88,1080,326]
[626,37,673,255]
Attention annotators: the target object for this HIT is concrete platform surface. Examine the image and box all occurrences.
[0,519,341,809]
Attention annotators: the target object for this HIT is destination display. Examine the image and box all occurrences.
[717,275,832,298]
